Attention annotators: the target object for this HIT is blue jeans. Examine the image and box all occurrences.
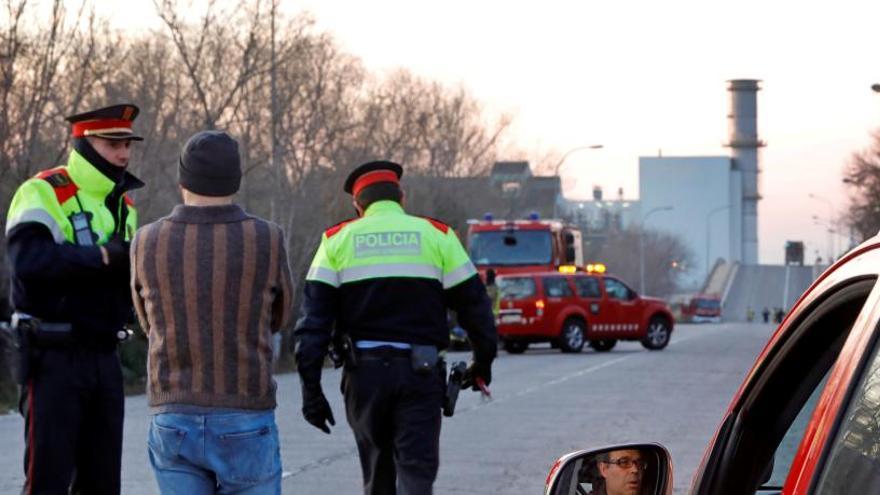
[148,410,281,494]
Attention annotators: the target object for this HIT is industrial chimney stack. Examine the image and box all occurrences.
[726,79,763,265]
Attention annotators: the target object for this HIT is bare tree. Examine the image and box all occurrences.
[593,227,695,297]
[844,130,880,242]
[152,0,273,129]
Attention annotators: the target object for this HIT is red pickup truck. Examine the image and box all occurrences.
[495,270,674,354]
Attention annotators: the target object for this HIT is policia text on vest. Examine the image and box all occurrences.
[295,160,497,495]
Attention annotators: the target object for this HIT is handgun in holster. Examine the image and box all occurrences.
[443,361,468,417]
[11,315,35,385]
[330,333,358,369]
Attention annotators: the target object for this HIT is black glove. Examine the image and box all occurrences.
[103,236,130,271]
[463,361,492,391]
[302,384,335,434]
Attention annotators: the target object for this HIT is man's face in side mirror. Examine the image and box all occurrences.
[597,449,644,495]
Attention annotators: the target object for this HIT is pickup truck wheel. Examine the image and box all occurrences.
[589,339,617,352]
[641,317,671,350]
[503,340,528,354]
[559,319,585,353]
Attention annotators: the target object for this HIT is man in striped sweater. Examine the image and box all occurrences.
[131,131,293,494]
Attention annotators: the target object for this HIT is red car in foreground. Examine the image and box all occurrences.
[495,268,674,354]
[545,238,880,494]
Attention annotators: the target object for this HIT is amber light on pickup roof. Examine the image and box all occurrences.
[586,263,606,274]
[558,265,577,274]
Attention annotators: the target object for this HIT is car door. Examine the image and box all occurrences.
[811,316,880,493]
[602,277,641,339]
[574,275,605,335]
[689,244,880,495]
[541,276,576,334]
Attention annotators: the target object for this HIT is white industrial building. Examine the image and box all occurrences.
[641,80,762,289]
[561,80,764,291]
[639,156,743,289]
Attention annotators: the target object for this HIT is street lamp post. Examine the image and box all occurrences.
[812,215,839,263]
[705,204,731,278]
[552,144,603,219]
[552,144,604,176]
[639,206,673,295]
[808,193,835,261]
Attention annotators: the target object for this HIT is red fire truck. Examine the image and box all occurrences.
[466,214,584,276]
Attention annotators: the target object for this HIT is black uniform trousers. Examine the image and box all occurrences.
[342,351,445,495]
[19,345,124,495]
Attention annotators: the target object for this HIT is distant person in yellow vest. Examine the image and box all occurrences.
[6,104,144,494]
[485,268,500,316]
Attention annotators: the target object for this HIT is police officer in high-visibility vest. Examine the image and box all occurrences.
[6,104,144,494]
[295,160,497,495]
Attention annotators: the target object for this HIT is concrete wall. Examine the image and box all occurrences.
[639,156,740,290]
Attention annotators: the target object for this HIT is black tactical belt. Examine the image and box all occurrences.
[13,314,73,349]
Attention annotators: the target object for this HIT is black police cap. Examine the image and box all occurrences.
[66,103,143,141]
[344,160,404,195]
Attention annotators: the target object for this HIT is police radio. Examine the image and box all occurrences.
[70,212,95,246]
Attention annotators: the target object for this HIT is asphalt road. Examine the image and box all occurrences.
[0,322,773,494]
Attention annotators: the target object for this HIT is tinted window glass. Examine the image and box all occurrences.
[575,277,601,298]
[497,277,536,300]
[604,278,631,301]
[816,324,880,493]
[543,277,573,298]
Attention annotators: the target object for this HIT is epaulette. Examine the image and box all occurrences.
[324,217,359,238]
[34,168,79,205]
[420,216,450,234]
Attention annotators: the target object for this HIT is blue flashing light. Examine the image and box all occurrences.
[484,213,494,221]
[528,211,540,220]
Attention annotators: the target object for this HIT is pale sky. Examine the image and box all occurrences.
[70,0,880,263]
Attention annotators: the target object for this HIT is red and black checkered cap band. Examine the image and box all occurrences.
[71,119,135,138]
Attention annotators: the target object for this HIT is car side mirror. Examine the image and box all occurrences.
[544,443,673,495]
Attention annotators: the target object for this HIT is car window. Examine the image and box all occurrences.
[815,322,880,494]
[694,279,875,495]
[543,277,573,298]
[575,277,601,298]
[497,277,536,300]
[603,278,630,301]
[763,372,829,489]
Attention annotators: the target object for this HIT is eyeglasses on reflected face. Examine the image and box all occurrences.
[603,457,646,470]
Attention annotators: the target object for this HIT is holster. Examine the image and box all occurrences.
[9,322,30,385]
[330,333,358,369]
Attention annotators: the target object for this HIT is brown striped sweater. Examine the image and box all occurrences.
[130,204,293,410]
